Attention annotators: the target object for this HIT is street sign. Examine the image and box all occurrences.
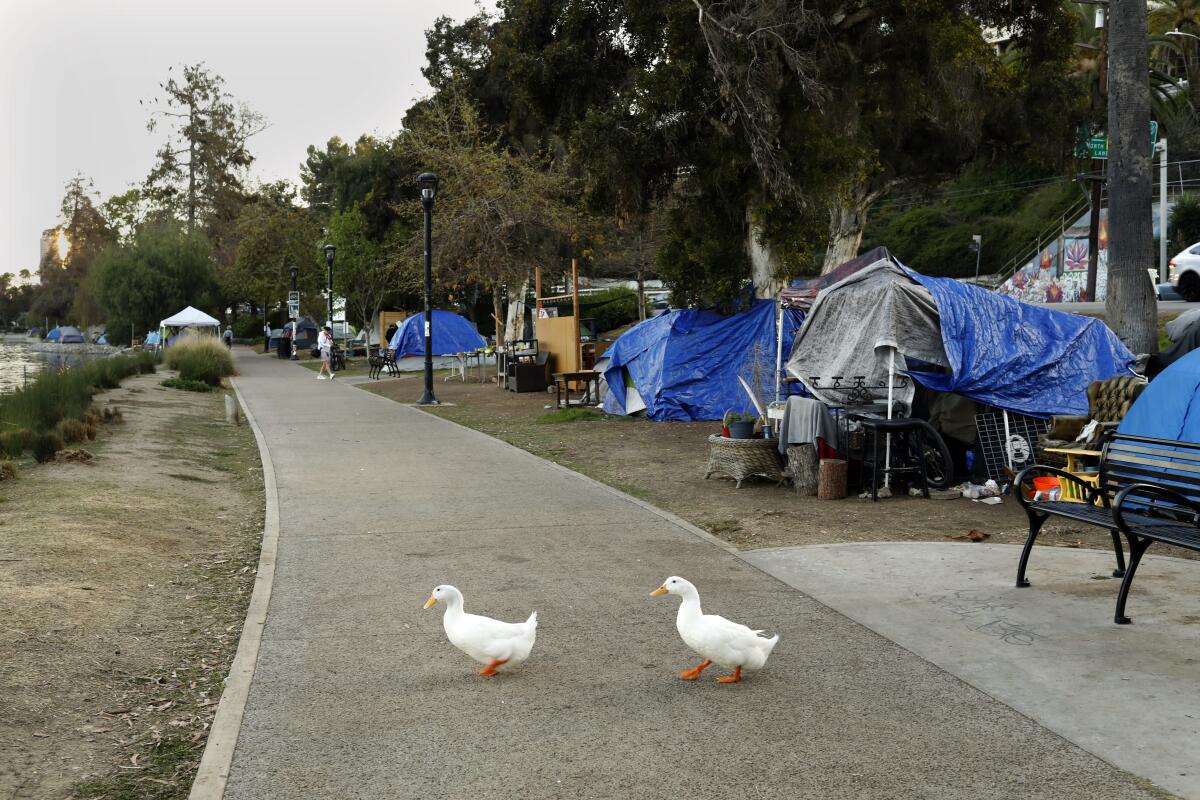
[287,291,299,319]
[1074,122,1160,159]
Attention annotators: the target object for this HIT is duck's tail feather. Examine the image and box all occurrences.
[758,632,780,657]
[526,611,538,631]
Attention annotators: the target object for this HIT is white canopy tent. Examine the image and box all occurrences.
[159,306,220,348]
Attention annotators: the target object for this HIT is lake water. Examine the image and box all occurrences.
[0,340,96,395]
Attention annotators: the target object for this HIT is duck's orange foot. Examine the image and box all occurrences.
[679,659,712,680]
[716,666,742,684]
[479,658,508,677]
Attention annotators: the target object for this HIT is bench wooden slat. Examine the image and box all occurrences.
[1104,450,1200,475]
[1106,440,1200,461]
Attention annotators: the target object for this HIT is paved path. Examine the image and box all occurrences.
[218,351,1170,799]
[745,543,1200,800]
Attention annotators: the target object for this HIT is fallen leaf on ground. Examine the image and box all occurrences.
[946,529,991,542]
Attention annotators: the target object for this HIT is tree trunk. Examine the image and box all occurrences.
[1105,0,1158,353]
[823,196,869,274]
[504,278,529,344]
[746,208,782,298]
[787,444,819,496]
[492,284,505,346]
[187,102,197,233]
[636,269,646,322]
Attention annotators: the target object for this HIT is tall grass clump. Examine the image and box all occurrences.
[0,352,158,456]
[164,336,234,386]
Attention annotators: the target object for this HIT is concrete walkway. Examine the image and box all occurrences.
[214,350,1171,800]
[745,543,1200,800]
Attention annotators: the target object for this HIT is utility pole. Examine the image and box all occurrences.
[1158,138,1168,282]
[1086,169,1103,303]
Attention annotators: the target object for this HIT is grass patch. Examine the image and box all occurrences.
[161,377,213,393]
[535,407,608,424]
[164,336,234,386]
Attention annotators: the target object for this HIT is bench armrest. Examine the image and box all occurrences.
[1113,483,1200,533]
[1013,464,1096,509]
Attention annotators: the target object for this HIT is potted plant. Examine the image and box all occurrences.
[728,412,758,440]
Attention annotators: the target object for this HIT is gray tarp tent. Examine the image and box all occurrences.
[786,256,946,412]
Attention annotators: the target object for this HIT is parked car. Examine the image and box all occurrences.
[1169,241,1200,301]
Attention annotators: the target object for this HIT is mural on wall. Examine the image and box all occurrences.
[998,211,1108,303]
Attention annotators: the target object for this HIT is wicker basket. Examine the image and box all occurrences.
[704,435,786,489]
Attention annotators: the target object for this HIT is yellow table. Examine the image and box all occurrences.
[1044,447,1102,503]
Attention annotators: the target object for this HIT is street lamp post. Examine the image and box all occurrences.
[289,265,299,360]
[970,234,983,283]
[323,244,336,331]
[417,172,439,405]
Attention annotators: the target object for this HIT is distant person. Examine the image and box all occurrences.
[263,322,271,353]
[384,322,399,352]
[316,325,335,380]
[223,326,233,349]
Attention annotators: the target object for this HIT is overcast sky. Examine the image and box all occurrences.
[0,0,483,278]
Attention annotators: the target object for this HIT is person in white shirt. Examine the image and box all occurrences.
[316,326,335,380]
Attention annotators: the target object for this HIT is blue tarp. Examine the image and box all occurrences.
[603,300,805,421]
[389,310,486,357]
[1118,348,1200,442]
[45,327,61,341]
[907,273,1134,416]
[144,331,161,346]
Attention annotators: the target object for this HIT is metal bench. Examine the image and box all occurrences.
[1015,432,1200,623]
[368,348,400,380]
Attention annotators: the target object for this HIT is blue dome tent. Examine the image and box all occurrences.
[1118,348,1200,442]
[602,300,806,421]
[389,310,486,357]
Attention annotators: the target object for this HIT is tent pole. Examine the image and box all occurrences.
[885,347,895,491]
[774,301,784,403]
[1002,410,1013,469]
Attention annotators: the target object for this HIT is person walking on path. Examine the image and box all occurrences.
[223,326,234,349]
[316,325,335,380]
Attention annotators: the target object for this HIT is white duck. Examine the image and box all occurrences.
[651,576,779,683]
[423,585,537,676]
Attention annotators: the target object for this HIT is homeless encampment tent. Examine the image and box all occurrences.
[602,300,806,421]
[1118,347,1200,442]
[785,251,1134,417]
[389,310,486,357]
[48,325,85,344]
[159,306,220,347]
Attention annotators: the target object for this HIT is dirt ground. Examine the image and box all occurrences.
[360,374,1137,557]
[0,371,263,799]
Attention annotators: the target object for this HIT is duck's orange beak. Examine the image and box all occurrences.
[423,596,437,609]
[650,585,668,597]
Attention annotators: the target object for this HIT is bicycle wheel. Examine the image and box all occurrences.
[913,420,954,490]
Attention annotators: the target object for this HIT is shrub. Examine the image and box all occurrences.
[31,431,64,463]
[0,461,15,481]
[0,429,32,458]
[233,316,264,339]
[161,376,214,393]
[165,335,234,386]
[1170,193,1200,251]
[0,351,155,436]
[56,418,91,444]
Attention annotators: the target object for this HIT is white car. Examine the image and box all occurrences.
[1169,241,1200,301]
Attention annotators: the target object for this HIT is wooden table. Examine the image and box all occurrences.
[553,370,602,409]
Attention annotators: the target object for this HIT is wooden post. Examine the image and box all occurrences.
[535,265,543,317]
[571,256,580,372]
[787,444,819,496]
[817,459,847,500]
